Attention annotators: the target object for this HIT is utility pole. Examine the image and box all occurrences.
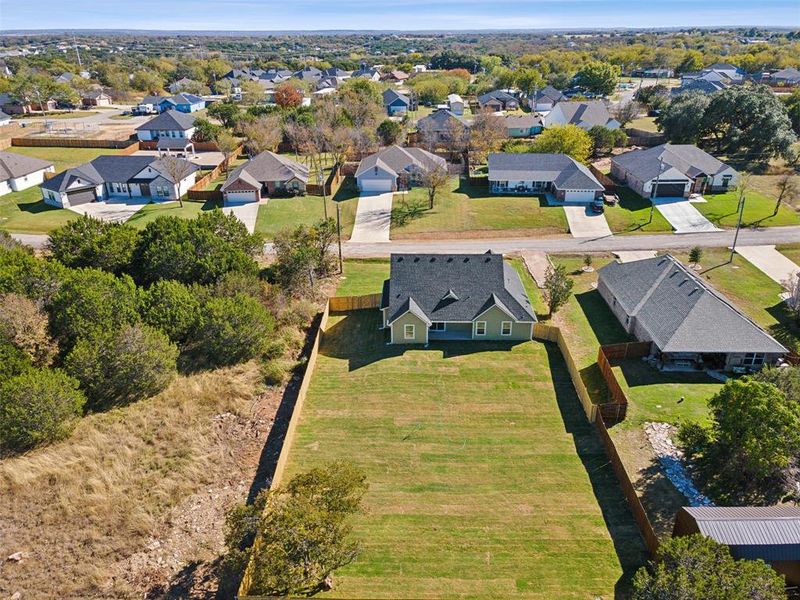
[73,35,82,70]
[649,156,664,224]
[336,201,343,274]
[730,187,747,263]
[319,169,328,220]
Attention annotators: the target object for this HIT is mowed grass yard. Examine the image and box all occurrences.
[283,308,646,598]
[693,188,800,228]
[390,177,569,239]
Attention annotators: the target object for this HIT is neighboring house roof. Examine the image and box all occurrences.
[488,153,604,191]
[165,92,204,106]
[598,255,787,355]
[82,90,110,100]
[612,144,735,183]
[503,114,542,129]
[382,70,409,80]
[355,145,446,179]
[676,506,800,562]
[770,67,800,82]
[0,110,11,122]
[549,100,616,129]
[136,109,196,132]
[42,156,198,192]
[221,151,309,191]
[156,137,194,150]
[139,95,165,106]
[533,85,566,103]
[417,108,468,132]
[447,93,464,104]
[0,151,52,180]
[672,79,726,95]
[382,252,536,324]
[478,90,517,105]
[383,88,410,106]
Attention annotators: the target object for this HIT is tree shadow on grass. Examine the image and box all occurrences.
[766,300,800,353]
[545,342,649,598]
[635,460,684,539]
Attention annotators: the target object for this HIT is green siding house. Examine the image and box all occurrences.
[380,252,537,344]
[504,114,543,138]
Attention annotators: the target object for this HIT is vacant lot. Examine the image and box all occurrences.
[280,307,646,598]
[694,189,800,228]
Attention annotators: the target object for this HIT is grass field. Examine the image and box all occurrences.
[605,188,673,234]
[125,198,222,228]
[694,189,800,228]
[628,117,659,132]
[335,259,390,296]
[281,308,646,598]
[777,242,800,266]
[391,178,568,238]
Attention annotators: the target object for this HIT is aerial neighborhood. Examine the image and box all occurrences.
[1,22,800,600]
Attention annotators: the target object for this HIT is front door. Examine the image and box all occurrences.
[140,183,151,197]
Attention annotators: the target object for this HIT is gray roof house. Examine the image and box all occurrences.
[477,90,519,111]
[0,110,10,126]
[355,145,446,193]
[487,153,604,202]
[543,100,620,130]
[380,252,537,344]
[611,144,738,199]
[0,151,55,196]
[221,151,309,202]
[41,155,199,208]
[529,85,566,111]
[383,88,411,116]
[673,506,800,586]
[135,109,197,142]
[416,108,469,143]
[597,254,787,371]
[766,67,800,85]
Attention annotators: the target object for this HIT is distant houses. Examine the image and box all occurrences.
[383,89,411,116]
[81,90,112,107]
[529,86,566,112]
[447,94,465,116]
[135,110,197,142]
[503,114,543,138]
[417,108,469,144]
[477,90,519,112]
[135,93,205,115]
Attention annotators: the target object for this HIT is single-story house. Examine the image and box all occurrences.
[161,92,205,113]
[135,95,166,115]
[0,151,55,196]
[416,108,469,143]
[383,89,411,116]
[611,144,738,198]
[381,70,409,84]
[136,109,197,142]
[504,114,543,138]
[351,64,381,81]
[673,506,800,586]
[765,67,800,86]
[477,90,519,112]
[81,90,112,107]
[528,85,566,112]
[487,153,604,201]
[355,145,446,193]
[293,66,323,83]
[0,93,56,115]
[543,100,620,130]
[42,155,198,208]
[447,93,465,116]
[598,254,787,371]
[671,78,727,96]
[221,151,309,202]
[380,252,537,344]
[631,67,674,78]
[169,77,200,94]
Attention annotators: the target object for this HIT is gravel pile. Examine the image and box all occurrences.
[645,421,713,507]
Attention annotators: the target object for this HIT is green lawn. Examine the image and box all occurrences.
[605,187,673,234]
[255,180,359,240]
[14,111,99,120]
[125,199,222,229]
[391,178,568,238]
[694,189,800,228]
[0,147,120,233]
[628,117,659,133]
[336,259,390,297]
[777,243,800,266]
[280,309,646,598]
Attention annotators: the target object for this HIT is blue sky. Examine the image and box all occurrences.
[1,0,799,31]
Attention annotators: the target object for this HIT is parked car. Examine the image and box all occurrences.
[591,197,605,213]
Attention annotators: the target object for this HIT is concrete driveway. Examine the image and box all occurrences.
[67,198,149,223]
[655,198,720,234]
[734,245,800,286]
[222,200,262,234]
[563,205,613,238]
[350,192,393,243]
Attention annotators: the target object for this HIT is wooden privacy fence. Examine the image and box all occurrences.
[306,164,344,197]
[10,137,139,149]
[186,144,244,201]
[588,165,616,192]
[596,342,649,421]
[329,293,382,312]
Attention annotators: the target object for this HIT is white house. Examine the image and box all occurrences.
[135,109,196,142]
[355,145,446,193]
[41,155,198,208]
[0,151,55,197]
[447,94,465,116]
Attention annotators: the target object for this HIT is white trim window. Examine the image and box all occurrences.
[475,321,487,336]
[743,353,765,367]
[501,321,512,336]
[404,324,415,340]
[431,322,446,331]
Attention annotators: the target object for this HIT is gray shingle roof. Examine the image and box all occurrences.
[417,108,468,132]
[156,137,195,150]
[534,85,566,103]
[136,109,196,132]
[0,151,52,180]
[478,90,517,105]
[503,114,543,129]
[488,153,604,191]
[598,255,787,355]
[221,151,309,190]
[551,101,614,128]
[383,253,536,324]
[383,88,410,106]
[612,144,735,183]
[355,145,446,178]
[42,156,197,192]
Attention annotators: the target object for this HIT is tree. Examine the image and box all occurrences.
[632,534,787,600]
[635,84,669,110]
[65,324,178,411]
[679,379,800,504]
[515,67,544,97]
[12,70,57,114]
[492,67,517,90]
[573,61,621,96]
[0,338,32,382]
[0,368,85,451]
[676,50,704,74]
[784,89,800,135]
[612,100,640,127]
[588,126,628,156]
[657,92,711,144]
[131,69,164,94]
[215,132,241,176]
[192,293,274,367]
[753,365,800,404]
[543,264,574,317]
[773,172,799,216]
[467,113,507,166]
[274,83,303,109]
[192,117,223,142]
[157,156,198,206]
[420,163,450,210]
[0,293,57,367]
[531,124,593,164]
[239,79,265,105]
[226,461,367,597]
[689,246,703,265]
[241,115,283,156]
[140,279,202,344]
[47,215,139,274]
[377,119,402,146]
[207,102,241,128]
[273,219,338,293]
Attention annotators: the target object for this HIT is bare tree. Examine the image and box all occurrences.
[158,156,196,207]
[441,119,469,162]
[241,115,283,156]
[613,101,640,127]
[773,173,800,216]
[467,114,506,168]
[784,271,800,322]
[416,119,439,153]
[420,163,450,209]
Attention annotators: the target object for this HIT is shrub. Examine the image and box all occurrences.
[140,279,203,344]
[0,339,32,382]
[0,293,58,366]
[47,215,139,275]
[0,368,86,450]
[0,245,65,303]
[261,358,291,386]
[193,294,275,367]
[49,268,140,349]
[65,324,178,411]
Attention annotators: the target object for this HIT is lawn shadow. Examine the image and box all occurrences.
[545,342,649,597]
[455,181,552,206]
[766,300,800,353]
[320,309,528,371]
[634,459,684,539]
[145,557,227,600]
[18,198,66,215]
[332,177,359,202]
[574,290,631,346]
[613,359,719,390]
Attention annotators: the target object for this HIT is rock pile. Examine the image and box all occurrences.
[645,421,713,507]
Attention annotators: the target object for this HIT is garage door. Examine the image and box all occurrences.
[66,188,96,205]
[563,190,597,202]
[653,183,687,198]
[224,190,259,203]
[359,178,393,193]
